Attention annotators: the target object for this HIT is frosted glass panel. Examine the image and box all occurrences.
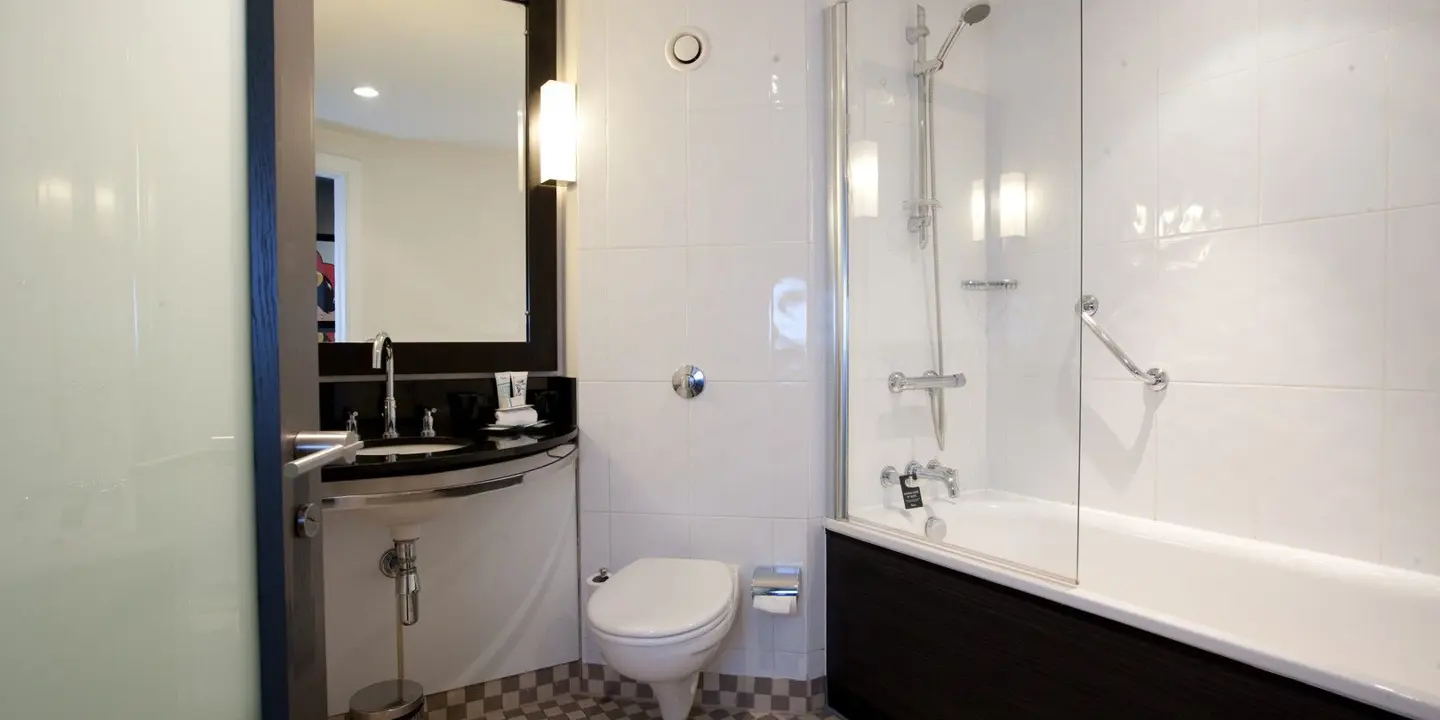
[0,0,258,717]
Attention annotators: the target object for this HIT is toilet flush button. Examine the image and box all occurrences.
[673,34,701,63]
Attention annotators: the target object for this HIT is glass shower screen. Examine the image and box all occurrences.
[831,0,1083,582]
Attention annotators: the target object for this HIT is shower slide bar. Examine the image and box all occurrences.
[1075,294,1169,391]
[889,370,967,393]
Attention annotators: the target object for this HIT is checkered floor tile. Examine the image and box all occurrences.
[466,694,836,720]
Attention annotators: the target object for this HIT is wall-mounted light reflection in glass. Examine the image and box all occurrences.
[540,80,577,185]
[999,171,1027,238]
[849,140,879,218]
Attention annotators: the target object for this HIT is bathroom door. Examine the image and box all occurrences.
[0,0,326,717]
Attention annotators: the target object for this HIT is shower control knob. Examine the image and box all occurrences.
[294,503,321,538]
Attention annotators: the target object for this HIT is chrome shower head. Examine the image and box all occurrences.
[961,2,992,25]
[934,3,991,68]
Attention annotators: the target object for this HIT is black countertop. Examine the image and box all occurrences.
[321,425,578,483]
[319,376,578,483]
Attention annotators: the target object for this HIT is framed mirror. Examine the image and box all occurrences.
[314,0,559,377]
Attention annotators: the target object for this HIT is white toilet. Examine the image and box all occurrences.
[586,558,740,720]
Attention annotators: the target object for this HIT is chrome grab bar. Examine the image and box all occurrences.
[888,370,967,393]
[1075,295,1168,391]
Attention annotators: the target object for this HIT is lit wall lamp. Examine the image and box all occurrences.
[849,140,879,218]
[540,80,577,185]
[999,171,1027,238]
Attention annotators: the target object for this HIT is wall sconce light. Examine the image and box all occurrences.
[540,80,577,185]
[849,140,879,218]
[999,171,1027,238]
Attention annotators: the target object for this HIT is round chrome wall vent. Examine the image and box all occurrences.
[666,28,710,71]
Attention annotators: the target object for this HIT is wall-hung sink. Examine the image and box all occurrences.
[355,440,470,457]
[322,443,577,540]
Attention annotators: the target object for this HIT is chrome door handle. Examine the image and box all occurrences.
[284,430,362,480]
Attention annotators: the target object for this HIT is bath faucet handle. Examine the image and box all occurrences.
[421,408,437,438]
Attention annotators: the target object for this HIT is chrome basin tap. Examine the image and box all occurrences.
[371,331,398,439]
[907,459,959,499]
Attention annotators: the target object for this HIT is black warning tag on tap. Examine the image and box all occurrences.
[900,475,924,510]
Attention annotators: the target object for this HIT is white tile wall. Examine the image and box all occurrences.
[1080,3,1440,572]
[568,0,828,680]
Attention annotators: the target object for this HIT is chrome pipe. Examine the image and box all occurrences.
[1075,295,1168,391]
[889,371,966,393]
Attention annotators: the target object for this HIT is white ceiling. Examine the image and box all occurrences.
[314,0,526,149]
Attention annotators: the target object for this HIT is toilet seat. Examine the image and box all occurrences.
[587,558,736,641]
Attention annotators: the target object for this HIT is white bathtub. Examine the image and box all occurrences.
[834,491,1440,720]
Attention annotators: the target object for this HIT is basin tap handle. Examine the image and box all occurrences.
[421,408,437,438]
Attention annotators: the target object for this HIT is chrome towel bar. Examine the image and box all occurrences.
[1075,294,1168,391]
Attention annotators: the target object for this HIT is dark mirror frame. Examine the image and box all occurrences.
[319,0,560,378]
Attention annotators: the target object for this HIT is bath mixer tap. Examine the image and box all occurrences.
[906,459,959,499]
[371,332,398,439]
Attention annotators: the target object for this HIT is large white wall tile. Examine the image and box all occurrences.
[1155,213,1385,388]
[1259,34,1387,223]
[609,513,691,569]
[1080,379,1159,518]
[771,383,816,519]
[687,0,807,111]
[686,244,810,382]
[1081,241,1158,382]
[1388,19,1440,209]
[575,0,608,249]
[1158,0,1259,92]
[1081,17,1157,245]
[771,519,810,654]
[607,383,690,515]
[1259,0,1391,60]
[688,106,809,246]
[601,249,688,381]
[1157,383,1383,554]
[1381,391,1440,573]
[1153,384,1257,537]
[1386,205,1440,391]
[577,382,613,512]
[689,382,811,519]
[605,0,688,250]
[1158,70,1259,236]
[1249,389,1383,561]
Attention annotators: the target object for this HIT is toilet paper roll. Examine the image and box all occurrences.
[752,594,797,615]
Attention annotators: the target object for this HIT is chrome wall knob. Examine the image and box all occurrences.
[672,365,705,399]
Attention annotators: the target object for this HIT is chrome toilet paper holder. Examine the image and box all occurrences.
[751,566,802,597]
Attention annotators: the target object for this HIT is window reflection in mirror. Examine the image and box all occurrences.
[314,0,527,344]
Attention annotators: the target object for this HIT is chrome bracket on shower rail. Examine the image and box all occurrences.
[1075,294,1169,391]
[961,279,1018,291]
[889,370,966,393]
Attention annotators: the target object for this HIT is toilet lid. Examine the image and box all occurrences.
[588,558,733,639]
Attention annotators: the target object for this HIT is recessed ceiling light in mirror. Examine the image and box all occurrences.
[352,86,379,98]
